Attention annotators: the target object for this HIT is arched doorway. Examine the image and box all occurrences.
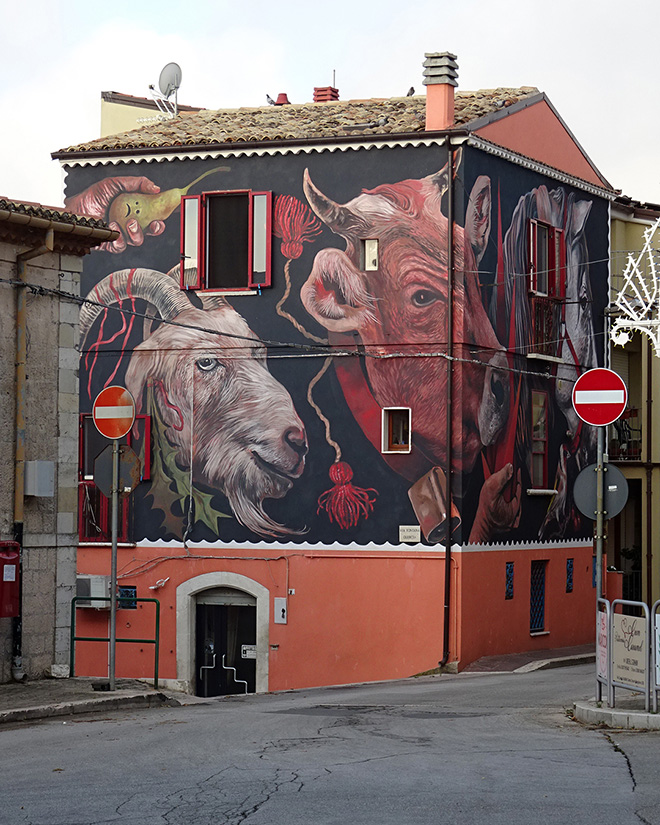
[176,572,269,694]
[196,587,256,696]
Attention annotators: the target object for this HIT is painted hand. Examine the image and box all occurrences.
[469,463,522,543]
[64,176,166,252]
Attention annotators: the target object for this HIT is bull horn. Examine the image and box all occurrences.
[166,263,229,311]
[80,268,193,346]
[303,169,366,237]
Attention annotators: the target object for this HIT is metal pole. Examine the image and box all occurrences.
[596,426,605,599]
[109,438,119,690]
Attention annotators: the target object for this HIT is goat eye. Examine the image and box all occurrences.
[411,289,439,307]
[196,357,221,372]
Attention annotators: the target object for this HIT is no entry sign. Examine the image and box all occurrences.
[572,368,627,427]
[92,386,136,440]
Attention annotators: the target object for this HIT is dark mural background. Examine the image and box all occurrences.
[65,143,609,547]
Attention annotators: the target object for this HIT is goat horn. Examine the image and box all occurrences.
[303,169,366,237]
[80,268,192,346]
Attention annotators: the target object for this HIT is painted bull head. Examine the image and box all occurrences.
[300,166,509,472]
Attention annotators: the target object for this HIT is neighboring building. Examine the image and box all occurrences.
[54,52,614,694]
[0,199,116,682]
[609,197,660,606]
[100,91,203,139]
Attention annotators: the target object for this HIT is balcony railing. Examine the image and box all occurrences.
[530,295,561,358]
[609,408,642,461]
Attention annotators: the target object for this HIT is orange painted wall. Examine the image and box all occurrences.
[475,100,606,188]
[75,542,598,689]
[454,545,596,668]
[74,546,447,690]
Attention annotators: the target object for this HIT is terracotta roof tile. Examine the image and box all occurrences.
[0,197,110,230]
[57,88,540,155]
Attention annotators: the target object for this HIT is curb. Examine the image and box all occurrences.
[0,691,173,725]
[573,700,660,730]
[514,653,596,674]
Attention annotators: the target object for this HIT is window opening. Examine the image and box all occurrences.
[181,190,272,291]
[361,239,379,271]
[531,391,548,488]
[505,561,514,600]
[530,560,547,632]
[382,407,411,453]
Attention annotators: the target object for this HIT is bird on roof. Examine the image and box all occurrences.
[406,87,415,96]
[266,94,276,105]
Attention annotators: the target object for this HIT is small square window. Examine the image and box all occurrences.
[382,408,411,453]
[181,190,272,291]
[361,239,379,271]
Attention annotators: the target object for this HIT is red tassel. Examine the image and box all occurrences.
[317,461,378,530]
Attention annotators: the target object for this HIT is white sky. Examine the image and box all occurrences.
[2,0,658,207]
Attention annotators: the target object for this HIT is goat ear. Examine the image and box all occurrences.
[465,175,491,264]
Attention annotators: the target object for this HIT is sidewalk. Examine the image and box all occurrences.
[0,677,179,726]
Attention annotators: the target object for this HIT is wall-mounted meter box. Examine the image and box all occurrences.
[25,461,55,497]
[0,542,20,618]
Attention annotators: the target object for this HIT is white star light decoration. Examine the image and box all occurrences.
[611,217,660,356]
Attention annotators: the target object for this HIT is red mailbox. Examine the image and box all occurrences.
[0,542,20,618]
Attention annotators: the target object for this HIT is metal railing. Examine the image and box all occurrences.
[70,596,160,688]
[609,408,642,461]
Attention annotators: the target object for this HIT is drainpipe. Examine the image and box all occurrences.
[646,338,653,606]
[439,142,455,668]
[12,229,54,682]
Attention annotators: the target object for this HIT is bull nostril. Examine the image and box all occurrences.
[284,427,308,457]
[491,373,505,407]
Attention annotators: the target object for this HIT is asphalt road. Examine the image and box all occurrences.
[1,664,657,825]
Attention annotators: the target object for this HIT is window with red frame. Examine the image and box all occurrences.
[181,190,272,291]
[531,391,548,488]
[78,414,150,543]
[529,220,565,297]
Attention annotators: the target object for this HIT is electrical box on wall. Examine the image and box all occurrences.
[274,597,287,624]
[0,542,20,618]
[25,461,55,497]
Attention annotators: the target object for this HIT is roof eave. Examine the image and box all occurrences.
[52,127,472,163]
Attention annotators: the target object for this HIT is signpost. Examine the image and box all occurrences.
[571,369,628,601]
[92,386,137,691]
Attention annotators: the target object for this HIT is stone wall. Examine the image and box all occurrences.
[0,245,82,681]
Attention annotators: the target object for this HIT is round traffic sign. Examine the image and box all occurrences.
[92,386,136,440]
[572,368,627,427]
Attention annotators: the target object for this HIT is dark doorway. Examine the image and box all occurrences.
[195,600,257,697]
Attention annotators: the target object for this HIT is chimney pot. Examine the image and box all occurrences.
[275,93,290,105]
[423,51,458,131]
[313,86,339,103]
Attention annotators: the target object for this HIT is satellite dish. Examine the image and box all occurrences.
[158,63,182,99]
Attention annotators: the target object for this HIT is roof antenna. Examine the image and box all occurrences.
[333,69,336,88]
[148,62,182,119]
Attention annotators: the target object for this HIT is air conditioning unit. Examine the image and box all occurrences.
[76,575,110,609]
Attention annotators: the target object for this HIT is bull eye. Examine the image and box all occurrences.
[196,357,221,373]
[411,288,439,308]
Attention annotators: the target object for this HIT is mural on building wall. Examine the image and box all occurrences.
[67,148,604,547]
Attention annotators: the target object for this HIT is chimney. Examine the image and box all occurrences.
[423,52,458,131]
[313,86,339,103]
[275,93,290,105]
